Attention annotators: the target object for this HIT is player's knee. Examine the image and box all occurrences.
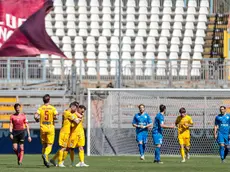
[185,146,190,150]
[156,144,161,148]
[138,142,143,145]
[79,147,84,151]
[180,144,184,148]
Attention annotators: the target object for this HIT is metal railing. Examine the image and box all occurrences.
[1,58,230,88]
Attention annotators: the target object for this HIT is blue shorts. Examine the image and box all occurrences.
[136,132,148,144]
[217,133,229,145]
[152,133,163,145]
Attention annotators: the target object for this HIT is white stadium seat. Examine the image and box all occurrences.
[90,0,99,7]
[66,0,75,6]
[200,0,209,8]
[127,0,136,7]
[159,37,168,45]
[54,0,63,6]
[182,45,192,53]
[170,45,179,53]
[176,0,184,7]
[62,36,71,44]
[151,0,160,7]
[139,0,148,7]
[90,7,100,14]
[151,7,160,14]
[188,0,197,7]
[78,7,87,14]
[74,37,83,44]
[171,37,180,45]
[175,7,184,14]
[86,36,96,44]
[195,37,205,45]
[54,6,64,14]
[98,36,108,44]
[74,44,84,52]
[66,7,75,14]
[183,37,192,45]
[173,22,182,29]
[163,0,172,7]
[135,37,144,44]
[98,52,108,59]
[102,0,111,6]
[78,0,87,6]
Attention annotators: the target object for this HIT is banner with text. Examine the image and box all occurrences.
[0,0,45,46]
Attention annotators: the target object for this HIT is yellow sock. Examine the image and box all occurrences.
[79,149,84,162]
[52,151,59,161]
[180,148,185,159]
[44,145,52,160]
[58,150,64,165]
[63,150,68,161]
[70,149,75,163]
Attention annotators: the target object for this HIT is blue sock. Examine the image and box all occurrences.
[155,147,160,161]
[143,144,146,154]
[220,146,225,160]
[224,147,229,159]
[138,144,144,156]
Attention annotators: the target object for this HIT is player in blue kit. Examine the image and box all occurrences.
[132,104,152,160]
[152,104,175,164]
[214,106,230,162]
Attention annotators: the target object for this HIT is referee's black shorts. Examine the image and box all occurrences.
[12,130,25,144]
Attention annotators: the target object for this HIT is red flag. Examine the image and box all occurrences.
[0,0,66,58]
[0,0,46,44]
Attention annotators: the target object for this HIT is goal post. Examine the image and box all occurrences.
[87,88,230,156]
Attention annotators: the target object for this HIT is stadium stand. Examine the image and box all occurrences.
[0,0,229,89]
[0,90,70,129]
[44,0,209,79]
[0,97,17,128]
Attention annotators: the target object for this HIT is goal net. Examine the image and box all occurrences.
[87,89,230,156]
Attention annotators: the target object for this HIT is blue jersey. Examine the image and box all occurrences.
[132,112,152,134]
[152,112,164,134]
[215,114,230,135]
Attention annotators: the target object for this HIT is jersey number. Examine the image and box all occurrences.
[44,111,49,121]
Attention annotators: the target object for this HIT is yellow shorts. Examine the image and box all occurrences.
[59,132,70,148]
[68,132,85,148]
[178,137,190,147]
[40,130,55,145]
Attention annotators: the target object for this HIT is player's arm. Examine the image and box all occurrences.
[67,112,81,124]
[24,118,32,142]
[214,117,218,139]
[184,117,194,127]
[214,125,218,139]
[34,108,40,122]
[72,117,81,124]
[53,107,58,120]
[76,112,83,118]
[143,114,153,129]
[9,116,13,140]
[175,117,179,127]
[132,115,140,128]
[160,116,175,129]
[161,124,175,129]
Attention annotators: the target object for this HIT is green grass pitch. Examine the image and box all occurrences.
[0,155,229,172]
